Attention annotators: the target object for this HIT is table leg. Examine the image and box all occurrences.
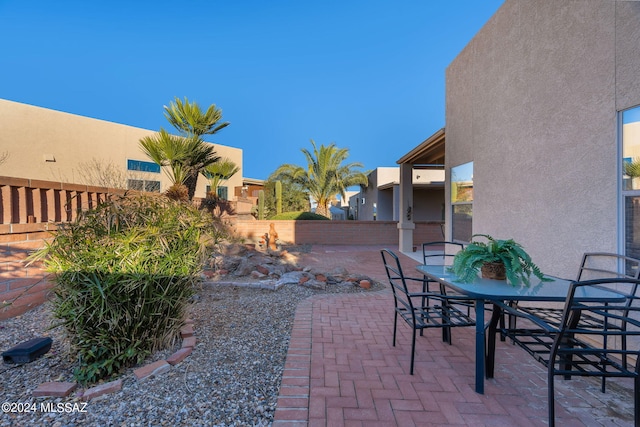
[474,298,485,394]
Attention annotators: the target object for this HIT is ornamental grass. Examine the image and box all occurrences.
[31,194,226,384]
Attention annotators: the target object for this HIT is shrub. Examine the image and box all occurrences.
[32,194,224,384]
[269,211,330,220]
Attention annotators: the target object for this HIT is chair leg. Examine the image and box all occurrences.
[635,375,640,427]
[410,327,417,375]
[548,370,556,427]
[392,312,398,347]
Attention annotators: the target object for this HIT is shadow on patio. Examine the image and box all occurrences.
[273,245,636,426]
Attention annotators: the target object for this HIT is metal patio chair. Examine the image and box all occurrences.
[489,277,640,427]
[381,248,475,375]
[516,252,640,391]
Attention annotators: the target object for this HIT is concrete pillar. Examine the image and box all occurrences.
[397,163,415,252]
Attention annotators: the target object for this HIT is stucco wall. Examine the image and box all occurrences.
[0,99,243,198]
[445,0,640,278]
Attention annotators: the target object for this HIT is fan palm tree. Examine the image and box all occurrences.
[139,129,220,200]
[203,158,240,199]
[271,140,368,218]
[164,96,229,138]
[139,97,229,200]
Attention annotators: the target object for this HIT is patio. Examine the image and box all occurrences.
[273,245,636,426]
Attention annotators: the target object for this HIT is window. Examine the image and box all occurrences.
[622,106,640,269]
[128,179,143,191]
[127,159,161,173]
[451,162,473,242]
[206,186,229,200]
[128,179,160,193]
[217,186,228,200]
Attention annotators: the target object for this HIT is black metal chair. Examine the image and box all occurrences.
[420,241,470,342]
[489,278,640,427]
[380,248,475,375]
[516,252,640,391]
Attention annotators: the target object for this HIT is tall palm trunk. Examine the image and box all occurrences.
[315,203,330,218]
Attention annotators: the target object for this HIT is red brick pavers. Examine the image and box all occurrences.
[274,245,636,426]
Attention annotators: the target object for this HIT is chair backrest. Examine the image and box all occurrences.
[576,252,640,281]
[554,277,640,374]
[381,248,416,313]
[422,241,464,266]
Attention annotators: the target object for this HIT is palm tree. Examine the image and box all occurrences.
[271,140,368,218]
[203,158,240,199]
[139,129,220,200]
[139,97,229,200]
[164,96,229,138]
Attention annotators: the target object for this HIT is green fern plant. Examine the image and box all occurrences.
[449,234,549,285]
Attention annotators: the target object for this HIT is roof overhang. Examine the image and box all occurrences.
[396,127,445,165]
[242,177,264,186]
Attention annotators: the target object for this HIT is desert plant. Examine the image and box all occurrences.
[625,158,640,178]
[203,157,239,199]
[30,194,226,384]
[139,97,228,200]
[275,180,282,215]
[258,190,265,220]
[449,234,548,285]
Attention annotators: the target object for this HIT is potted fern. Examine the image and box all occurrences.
[449,234,548,285]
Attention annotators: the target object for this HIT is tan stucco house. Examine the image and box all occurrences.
[0,98,243,199]
[441,0,640,279]
[350,165,444,222]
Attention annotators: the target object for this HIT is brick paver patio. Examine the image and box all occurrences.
[274,245,636,426]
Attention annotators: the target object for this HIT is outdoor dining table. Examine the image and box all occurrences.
[416,264,626,394]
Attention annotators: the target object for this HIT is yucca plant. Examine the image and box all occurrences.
[449,234,548,285]
[30,194,227,384]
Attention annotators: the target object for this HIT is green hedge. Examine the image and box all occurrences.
[269,211,330,220]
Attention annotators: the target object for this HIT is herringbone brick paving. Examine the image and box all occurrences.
[274,245,636,426]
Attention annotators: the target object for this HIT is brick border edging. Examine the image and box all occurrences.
[272,297,313,426]
[272,289,390,426]
[32,320,197,401]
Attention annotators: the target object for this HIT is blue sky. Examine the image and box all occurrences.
[0,1,503,180]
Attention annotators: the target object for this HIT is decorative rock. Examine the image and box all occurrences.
[33,382,77,397]
[182,336,197,348]
[256,265,270,275]
[359,280,371,289]
[276,271,307,286]
[134,360,170,381]
[251,271,267,279]
[298,276,310,284]
[202,270,217,279]
[180,324,194,338]
[82,379,122,401]
[167,347,193,366]
[315,274,327,282]
[301,279,326,290]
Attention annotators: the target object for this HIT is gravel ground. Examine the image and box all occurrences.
[0,279,383,427]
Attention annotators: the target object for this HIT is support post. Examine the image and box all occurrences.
[397,163,414,253]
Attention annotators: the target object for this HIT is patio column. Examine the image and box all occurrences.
[397,163,414,252]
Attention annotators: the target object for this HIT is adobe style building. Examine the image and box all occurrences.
[0,98,243,199]
[443,0,640,279]
[350,166,444,222]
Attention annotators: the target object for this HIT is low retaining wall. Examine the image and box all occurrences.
[230,220,444,246]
